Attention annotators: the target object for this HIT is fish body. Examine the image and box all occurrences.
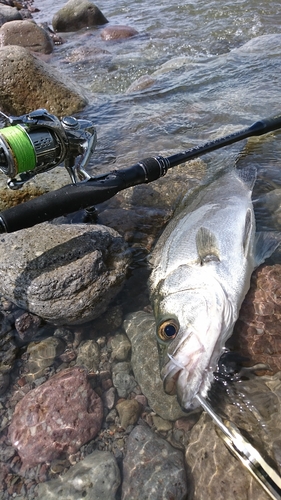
[149,166,277,410]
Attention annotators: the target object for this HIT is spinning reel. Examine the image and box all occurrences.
[0,108,97,189]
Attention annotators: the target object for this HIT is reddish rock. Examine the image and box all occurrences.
[0,463,10,492]
[101,25,139,41]
[15,312,42,342]
[230,264,281,373]
[8,367,103,466]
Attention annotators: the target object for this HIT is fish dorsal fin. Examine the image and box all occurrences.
[196,227,220,265]
[235,165,257,191]
[243,208,253,256]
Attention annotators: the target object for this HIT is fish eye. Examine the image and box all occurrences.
[157,319,179,341]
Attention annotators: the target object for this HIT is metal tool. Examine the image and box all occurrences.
[196,394,281,500]
[0,108,97,189]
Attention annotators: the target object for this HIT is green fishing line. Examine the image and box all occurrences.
[0,125,36,173]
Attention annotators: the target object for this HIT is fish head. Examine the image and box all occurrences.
[153,277,233,410]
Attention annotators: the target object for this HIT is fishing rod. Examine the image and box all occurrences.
[0,110,281,233]
[196,394,281,500]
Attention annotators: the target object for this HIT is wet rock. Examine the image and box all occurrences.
[0,45,87,115]
[76,339,100,371]
[101,25,139,41]
[229,264,281,373]
[122,423,190,500]
[15,312,42,343]
[186,412,268,500]
[108,332,131,361]
[0,462,9,495]
[152,415,173,432]
[126,74,156,94]
[90,304,124,336]
[112,362,137,398]
[64,45,110,64]
[0,222,130,324]
[26,337,65,380]
[38,22,65,46]
[101,376,113,391]
[0,322,18,375]
[0,442,15,462]
[38,450,120,500]
[0,4,22,26]
[124,311,186,420]
[103,387,116,410]
[8,367,103,467]
[53,326,74,345]
[116,399,142,429]
[0,20,54,54]
[0,166,70,213]
[52,0,108,32]
[0,370,10,395]
[98,200,170,249]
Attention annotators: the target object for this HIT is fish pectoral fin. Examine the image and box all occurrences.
[196,227,220,265]
[243,208,254,257]
[254,231,281,267]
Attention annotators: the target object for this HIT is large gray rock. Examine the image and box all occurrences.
[0,45,88,115]
[0,20,54,54]
[37,450,120,500]
[122,423,190,500]
[52,0,108,32]
[123,311,186,420]
[0,222,130,324]
[0,4,22,26]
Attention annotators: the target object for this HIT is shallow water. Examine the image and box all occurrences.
[32,0,281,173]
[3,0,281,497]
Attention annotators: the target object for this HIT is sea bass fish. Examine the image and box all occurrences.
[149,166,278,410]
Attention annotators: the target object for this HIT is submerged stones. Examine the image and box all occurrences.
[122,423,190,500]
[26,337,66,380]
[76,340,100,371]
[101,25,139,41]
[8,367,103,467]
[186,412,268,500]
[0,222,130,324]
[116,399,142,429]
[37,450,121,500]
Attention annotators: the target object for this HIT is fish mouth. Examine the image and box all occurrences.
[163,365,210,409]
[162,344,212,408]
[164,368,181,395]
